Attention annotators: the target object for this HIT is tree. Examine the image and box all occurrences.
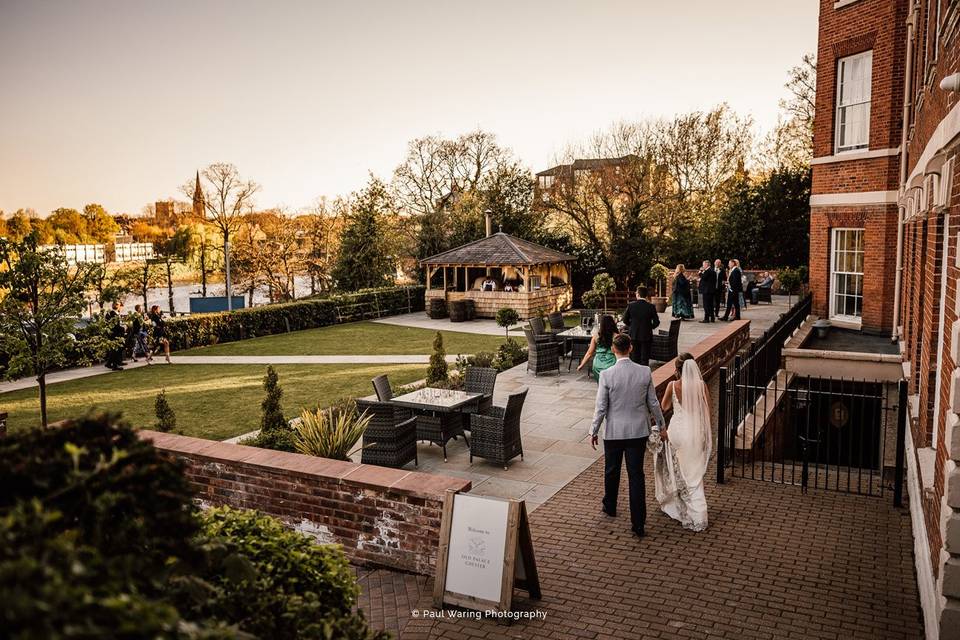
[88,263,134,314]
[82,203,120,243]
[260,365,286,433]
[0,232,111,426]
[591,272,615,312]
[761,53,816,170]
[332,177,396,291]
[153,226,193,314]
[299,199,342,296]
[129,259,163,311]
[185,164,259,311]
[185,221,217,297]
[426,332,448,385]
[496,308,519,339]
[46,208,87,244]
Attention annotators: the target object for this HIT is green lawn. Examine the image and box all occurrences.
[3,363,426,440]
[185,321,507,356]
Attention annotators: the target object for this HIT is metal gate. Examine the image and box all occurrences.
[715,296,907,505]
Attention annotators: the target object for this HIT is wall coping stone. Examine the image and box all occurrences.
[140,430,471,500]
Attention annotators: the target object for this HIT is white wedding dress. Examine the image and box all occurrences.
[650,360,711,532]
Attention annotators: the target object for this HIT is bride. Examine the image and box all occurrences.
[649,352,711,531]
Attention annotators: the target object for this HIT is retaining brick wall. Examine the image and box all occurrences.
[140,431,470,575]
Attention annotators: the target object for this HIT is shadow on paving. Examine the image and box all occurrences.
[395,453,923,640]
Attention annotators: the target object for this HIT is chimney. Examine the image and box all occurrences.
[485,209,493,237]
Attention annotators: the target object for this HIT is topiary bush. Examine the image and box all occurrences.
[495,307,519,338]
[154,389,177,432]
[426,331,449,385]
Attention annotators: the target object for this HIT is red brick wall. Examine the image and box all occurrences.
[808,205,898,333]
[813,0,907,159]
[141,431,470,575]
[811,156,901,192]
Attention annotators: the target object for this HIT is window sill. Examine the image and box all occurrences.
[829,316,863,330]
[834,0,864,8]
[812,147,899,165]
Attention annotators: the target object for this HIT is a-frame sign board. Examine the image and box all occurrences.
[433,490,541,614]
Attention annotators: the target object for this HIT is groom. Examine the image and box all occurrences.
[590,333,666,537]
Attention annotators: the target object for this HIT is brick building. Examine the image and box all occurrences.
[810,1,960,636]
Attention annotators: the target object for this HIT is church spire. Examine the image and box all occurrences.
[192,170,204,219]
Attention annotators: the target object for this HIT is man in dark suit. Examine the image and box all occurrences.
[713,259,726,317]
[722,259,743,321]
[697,260,717,323]
[622,286,659,366]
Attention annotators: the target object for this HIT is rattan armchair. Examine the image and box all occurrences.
[548,312,566,333]
[469,389,528,469]
[528,316,558,344]
[355,399,418,469]
[464,366,497,414]
[524,328,560,376]
[371,374,393,401]
[651,318,681,363]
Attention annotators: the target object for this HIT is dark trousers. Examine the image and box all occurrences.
[629,340,651,367]
[701,291,715,321]
[603,438,648,531]
[714,289,724,315]
[722,291,741,320]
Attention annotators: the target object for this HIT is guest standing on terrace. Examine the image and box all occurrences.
[590,333,666,538]
[622,286,659,367]
[577,314,618,379]
[698,260,717,323]
[671,264,694,320]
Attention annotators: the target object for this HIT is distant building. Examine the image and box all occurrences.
[534,155,639,195]
[40,244,105,265]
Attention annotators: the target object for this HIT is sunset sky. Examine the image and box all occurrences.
[0,0,818,216]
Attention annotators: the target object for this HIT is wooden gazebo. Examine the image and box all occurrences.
[420,232,575,320]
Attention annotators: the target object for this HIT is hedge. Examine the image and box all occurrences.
[164,285,425,351]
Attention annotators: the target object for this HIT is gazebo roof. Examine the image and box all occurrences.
[420,232,575,267]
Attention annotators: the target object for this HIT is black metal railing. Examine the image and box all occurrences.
[715,293,908,504]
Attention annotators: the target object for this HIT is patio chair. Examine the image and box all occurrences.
[548,311,566,333]
[371,374,393,401]
[416,413,468,462]
[469,389,528,469]
[528,316,558,344]
[757,286,773,304]
[569,340,591,372]
[355,399,418,469]
[651,318,681,363]
[579,309,600,328]
[464,366,497,414]
[524,328,560,376]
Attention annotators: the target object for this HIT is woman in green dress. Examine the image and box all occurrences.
[672,264,694,320]
[577,314,618,379]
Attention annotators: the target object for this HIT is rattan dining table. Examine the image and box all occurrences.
[389,388,482,461]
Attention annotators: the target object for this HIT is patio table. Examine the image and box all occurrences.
[390,388,482,461]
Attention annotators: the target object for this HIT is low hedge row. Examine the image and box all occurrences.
[165,285,425,351]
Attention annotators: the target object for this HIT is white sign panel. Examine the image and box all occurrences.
[443,493,510,603]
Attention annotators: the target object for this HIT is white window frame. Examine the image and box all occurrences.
[835,51,873,153]
[829,228,865,325]
[538,175,555,189]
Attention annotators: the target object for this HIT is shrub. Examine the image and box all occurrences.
[426,331,449,385]
[0,413,203,638]
[492,338,527,372]
[0,413,387,640]
[154,388,177,432]
[293,402,370,461]
[193,506,387,640]
[778,267,803,305]
[260,366,286,433]
[581,289,603,309]
[591,272,616,311]
[495,307,519,338]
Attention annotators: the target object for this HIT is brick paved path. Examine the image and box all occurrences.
[354,566,429,638]
[397,455,923,640]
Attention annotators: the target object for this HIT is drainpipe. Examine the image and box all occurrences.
[892,6,916,341]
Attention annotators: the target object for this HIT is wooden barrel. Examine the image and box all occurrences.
[449,300,467,322]
[463,299,476,321]
[428,298,447,319]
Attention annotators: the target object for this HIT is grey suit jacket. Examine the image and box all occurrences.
[590,358,666,440]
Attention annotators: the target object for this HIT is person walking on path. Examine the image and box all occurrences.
[148,305,172,364]
[589,333,666,537]
[104,301,126,371]
[129,304,152,364]
[622,286,659,367]
[577,314,619,379]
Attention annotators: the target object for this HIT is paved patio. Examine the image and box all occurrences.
[372,296,796,510]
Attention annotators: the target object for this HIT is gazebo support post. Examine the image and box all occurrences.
[443,267,447,293]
